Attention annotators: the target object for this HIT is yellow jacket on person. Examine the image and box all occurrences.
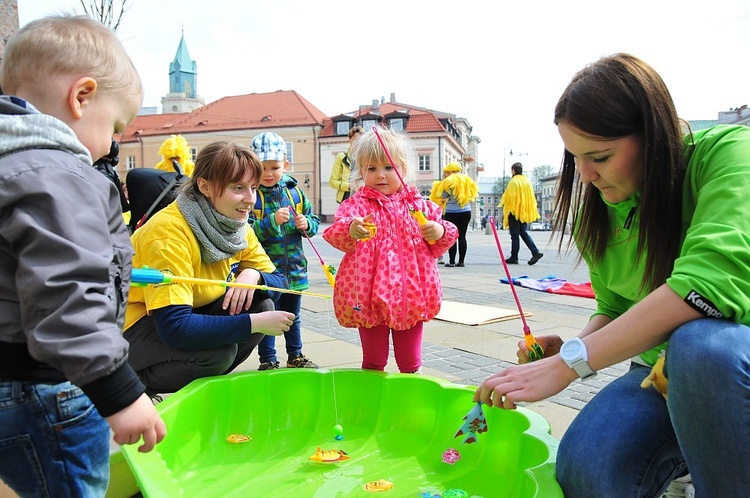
[329,151,352,203]
[429,173,478,211]
[499,174,539,228]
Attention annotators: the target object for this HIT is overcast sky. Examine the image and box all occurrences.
[18,0,750,177]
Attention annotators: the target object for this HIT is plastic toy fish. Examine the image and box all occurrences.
[226,434,251,443]
[443,489,469,498]
[442,448,461,465]
[363,479,394,492]
[454,402,488,444]
[308,447,349,463]
[359,221,377,242]
[419,489,468,498]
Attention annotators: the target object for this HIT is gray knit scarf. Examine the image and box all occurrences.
[176,193,248,264]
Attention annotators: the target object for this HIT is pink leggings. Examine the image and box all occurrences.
[358,322,423,373]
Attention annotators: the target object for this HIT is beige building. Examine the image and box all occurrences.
[318,94,479,221]
[117,38,482,221]
[0,0,18,77]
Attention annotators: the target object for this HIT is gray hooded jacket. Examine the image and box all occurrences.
[0,96,143,416]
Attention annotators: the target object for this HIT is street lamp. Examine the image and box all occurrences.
[502,145,527,192]
[502,146,513,192]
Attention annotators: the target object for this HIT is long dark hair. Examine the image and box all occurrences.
[553,53,685,292]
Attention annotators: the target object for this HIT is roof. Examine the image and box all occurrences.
[686,119,719,132]
[120,90,328,142]
[319,101,451,137]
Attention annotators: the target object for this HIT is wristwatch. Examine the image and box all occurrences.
[560,338,597,380]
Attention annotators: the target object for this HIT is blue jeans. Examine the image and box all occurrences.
[557,318,750,497]
[507,213,539,259]
[0,381,110,497]
[258,293,302,363]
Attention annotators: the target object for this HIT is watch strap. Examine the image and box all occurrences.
[570,358,596,380]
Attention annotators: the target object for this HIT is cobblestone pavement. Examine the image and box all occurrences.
[301,225,630,413]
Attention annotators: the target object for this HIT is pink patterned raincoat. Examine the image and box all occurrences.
[323,185,458,330]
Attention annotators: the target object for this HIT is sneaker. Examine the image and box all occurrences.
[287,355,319,369]
[258,361,280,371]
[150,394,164,405]
[528,253,544,265]
[437,257,445,265]
[663,474,694,498]
[456,262,465,267]
[505,258,518,264]
[444,263,455,267]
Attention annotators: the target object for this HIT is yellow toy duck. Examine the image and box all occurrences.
[640,352,668,399]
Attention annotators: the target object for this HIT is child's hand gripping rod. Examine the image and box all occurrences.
[372,127,435,244]
[488,217,544,361]
[131,267,330,298]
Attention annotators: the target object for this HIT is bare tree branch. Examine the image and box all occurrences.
[79,0,130,31]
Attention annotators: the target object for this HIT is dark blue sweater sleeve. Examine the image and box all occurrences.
[151,271,286,350]
[153,305,254,350]
[261,270,286,301]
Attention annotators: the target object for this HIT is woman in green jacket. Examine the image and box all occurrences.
[476,53,750,497]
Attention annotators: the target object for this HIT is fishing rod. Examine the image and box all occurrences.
[131,267,330,299]
[488,216,544,361]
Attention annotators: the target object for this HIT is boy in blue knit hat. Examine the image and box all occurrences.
[250,132,320,370]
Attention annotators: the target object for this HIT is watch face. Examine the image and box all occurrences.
[562,340,583,360]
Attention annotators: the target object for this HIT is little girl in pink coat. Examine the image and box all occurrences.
[323,128,458,373]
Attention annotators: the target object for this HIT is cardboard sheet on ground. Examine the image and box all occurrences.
[435,301,531,326]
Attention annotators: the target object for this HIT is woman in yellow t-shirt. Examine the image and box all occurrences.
[124,141,294,396]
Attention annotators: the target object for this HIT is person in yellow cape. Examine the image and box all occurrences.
[155,134,195,177]
[498,162,543,265]
[429,162,478,267]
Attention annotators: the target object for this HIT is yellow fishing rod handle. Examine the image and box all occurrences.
[411,210,436,245]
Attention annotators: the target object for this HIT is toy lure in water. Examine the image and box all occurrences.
[131,267,330,299]
[454,402,488,444]
[309,447,349,463]
[372,127,435,244]
[488,216,544,361]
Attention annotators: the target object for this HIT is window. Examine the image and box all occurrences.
[126,155,135,170]
[418,154,431,172]
[190,147,197,162]
[362,119,378,131]
[286,142,294,165]
[335,121,351,136]
[388,118,404,131]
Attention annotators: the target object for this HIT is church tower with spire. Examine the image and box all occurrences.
[161,31,205,114]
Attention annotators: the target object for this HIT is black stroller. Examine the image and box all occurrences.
[126,159,185,233]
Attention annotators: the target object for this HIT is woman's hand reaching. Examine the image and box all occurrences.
[473,355,577,410]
